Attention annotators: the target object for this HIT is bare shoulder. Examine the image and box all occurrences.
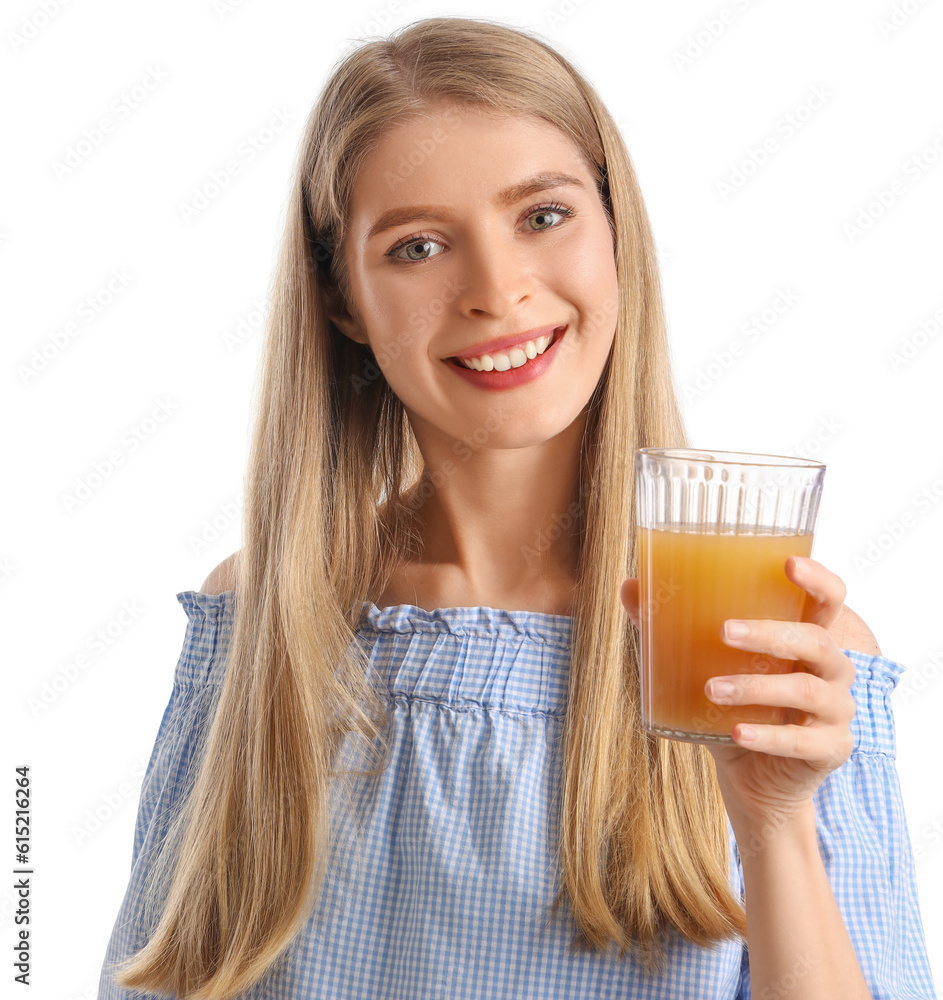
[199,550,242,595]
[829,604,882,657]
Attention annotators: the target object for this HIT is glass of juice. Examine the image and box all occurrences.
[634,448,825,744]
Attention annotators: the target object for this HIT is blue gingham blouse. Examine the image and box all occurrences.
[98,590,937,999]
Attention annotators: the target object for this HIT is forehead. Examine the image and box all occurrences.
[346,106,595,225]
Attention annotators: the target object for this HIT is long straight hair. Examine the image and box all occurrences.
[113,16,746,999]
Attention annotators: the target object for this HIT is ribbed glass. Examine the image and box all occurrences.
[634,449,826,744]
[635,448,825,535]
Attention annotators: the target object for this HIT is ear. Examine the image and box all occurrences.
[320,281,369,348]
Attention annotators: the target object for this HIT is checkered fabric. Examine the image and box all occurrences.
[97,590,937,998]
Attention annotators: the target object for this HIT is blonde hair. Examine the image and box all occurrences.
[112,16,746,999]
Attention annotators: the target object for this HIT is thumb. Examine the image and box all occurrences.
[620,577,640,629]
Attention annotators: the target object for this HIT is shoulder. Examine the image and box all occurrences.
[199,550,242,595]
[829,604,882,657]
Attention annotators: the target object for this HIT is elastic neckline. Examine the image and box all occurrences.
[357,598,573,644]
[361,598,574,621]
[176,591,574,641]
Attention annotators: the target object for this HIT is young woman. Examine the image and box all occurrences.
[98,16,935,999]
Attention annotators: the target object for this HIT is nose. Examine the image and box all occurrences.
[452,230,536,319]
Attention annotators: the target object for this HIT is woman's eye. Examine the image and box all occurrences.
[385,203,574,262]
[387,236,445,262]
[525,203,573,231]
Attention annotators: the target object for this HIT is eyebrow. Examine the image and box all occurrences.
[364,171,589,243]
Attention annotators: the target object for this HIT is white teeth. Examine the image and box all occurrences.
[459,334,553,371]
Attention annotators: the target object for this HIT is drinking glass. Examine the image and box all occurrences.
[635,448,826,744]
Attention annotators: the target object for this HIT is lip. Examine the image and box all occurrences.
[445,325,564,362]
[443,325,567,392]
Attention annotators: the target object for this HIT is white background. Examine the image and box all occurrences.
[4,0,941,996]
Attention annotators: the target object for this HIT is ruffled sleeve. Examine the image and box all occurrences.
[735,649,937,999]
[97,591,234,1000]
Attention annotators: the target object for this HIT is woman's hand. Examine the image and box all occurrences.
[620,557,878,831]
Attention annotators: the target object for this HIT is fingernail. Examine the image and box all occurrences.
[737,725,757,742]
[708,680,735,701]
[724,620,749,639]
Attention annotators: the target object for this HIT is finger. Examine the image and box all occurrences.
[786,556,847,632]
[719,618,856,686]
[728,720,855,771]
[705,670,857,726]
[620,578,640,628]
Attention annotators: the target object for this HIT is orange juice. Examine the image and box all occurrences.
[637,526,813,742]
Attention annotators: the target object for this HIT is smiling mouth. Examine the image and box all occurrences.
[446,326,565,368]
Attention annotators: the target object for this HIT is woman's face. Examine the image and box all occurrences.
[332,103,620,452]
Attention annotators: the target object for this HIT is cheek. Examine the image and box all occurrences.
[567,216,617,280]
[371,333,429,383]
[566,232,619,342]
